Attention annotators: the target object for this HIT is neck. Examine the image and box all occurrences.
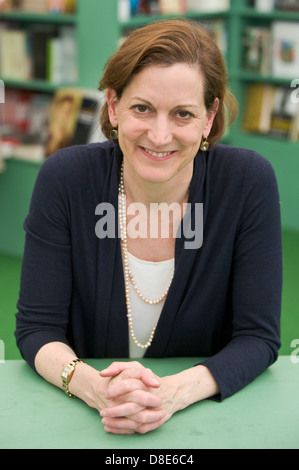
[122,161,193,207]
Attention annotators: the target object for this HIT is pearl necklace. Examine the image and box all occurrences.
[118,162,174,349]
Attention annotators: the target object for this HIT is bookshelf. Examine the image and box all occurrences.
[0,0,299,257]
[0,0,119,256]
[227,0,299,233]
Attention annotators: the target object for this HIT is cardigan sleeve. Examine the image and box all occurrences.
[15,152,73,370]
[201,152,282,400]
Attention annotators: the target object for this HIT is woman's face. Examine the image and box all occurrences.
[107,63,218,187]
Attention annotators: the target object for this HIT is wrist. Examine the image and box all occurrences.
[164,365,219,414]
[67,362,109,410]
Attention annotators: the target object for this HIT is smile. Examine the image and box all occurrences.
[141,147,176,159]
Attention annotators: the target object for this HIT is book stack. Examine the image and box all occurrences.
[0,24,78,84]
[0,87,104,162]
[121,0,229,17]
[3,0,77,14]
[243,83,299,141]
[275,0,299,11]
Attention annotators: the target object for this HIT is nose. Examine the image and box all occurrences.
[147,114,173,147]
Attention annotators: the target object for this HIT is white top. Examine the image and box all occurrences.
[127,251,175,358]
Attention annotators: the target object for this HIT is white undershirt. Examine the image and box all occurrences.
[127,251,175,358]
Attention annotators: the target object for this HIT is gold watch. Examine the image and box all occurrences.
[61,358,84,398]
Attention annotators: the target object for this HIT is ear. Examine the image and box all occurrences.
[106,89,119,128]
[203,98,219,138]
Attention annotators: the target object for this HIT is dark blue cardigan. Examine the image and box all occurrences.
[15,141,282,399]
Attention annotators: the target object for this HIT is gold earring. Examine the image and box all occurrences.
[110,129,118,141]
[200,137,209,151]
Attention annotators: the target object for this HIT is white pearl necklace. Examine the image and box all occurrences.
[118,162,173,349]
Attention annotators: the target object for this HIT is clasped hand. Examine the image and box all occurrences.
[99,361,173,434]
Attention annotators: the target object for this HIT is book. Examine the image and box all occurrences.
[243,83,299,140]
[3,0,77,13]
[242,26,272,74]
[47,26,78,84]
[272,21,299,78]
[159,0,186,14]
[71,90,104,146]
[186,0,229,11]
[243,83,276,134]
[45,87,104,157]
[0,23,77,83]
[270,86,299,140]
[275,0,299,11]
[0,89,52,161]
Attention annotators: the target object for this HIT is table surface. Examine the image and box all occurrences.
[0,357,298,449]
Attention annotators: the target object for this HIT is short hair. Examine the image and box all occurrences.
[99,18,237,143]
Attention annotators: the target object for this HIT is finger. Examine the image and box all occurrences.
[106,378,162,402]
[102,416,139,432]
[100,362,160,388]
[130,408,168,425]
[102,411,170,434]
[101,408,167,428]
[100,361,140,377]
[106,378,148,398]
[101,401,144,418]
[103,425,135,435]
[103,390,162,416]
[136,413,171,434]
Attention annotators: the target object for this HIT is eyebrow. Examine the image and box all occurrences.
[130,96,199,109]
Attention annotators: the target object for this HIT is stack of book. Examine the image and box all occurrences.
[243,82,299,141]
[275,0,299,11]
[0,24,78,84]
[120,0,229,17]
[0,87,105,162]
[2,0,77,14]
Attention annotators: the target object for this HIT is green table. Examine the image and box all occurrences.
[0,357,298,449]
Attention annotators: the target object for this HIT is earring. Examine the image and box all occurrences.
[110,129,118,141]
[200,137,209,151]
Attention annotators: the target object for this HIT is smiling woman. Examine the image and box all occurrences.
[106,63,214,193]
[99,19,237,145]
[15,19,282,436]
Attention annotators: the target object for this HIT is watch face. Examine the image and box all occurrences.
[62,367,71,379]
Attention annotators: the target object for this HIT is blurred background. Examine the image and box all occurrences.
[0,0,298,360]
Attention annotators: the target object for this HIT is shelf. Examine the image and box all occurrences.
[234,131,299,149]
[0,11,77,24]
[1,78,78,93]
[236,70,295,86]
[238,7,299,22]
[120,10,229,29]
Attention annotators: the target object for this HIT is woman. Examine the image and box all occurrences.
[15,19,282,435]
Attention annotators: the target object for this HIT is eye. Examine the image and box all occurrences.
[133,104,149,114]
[176,110,193,119]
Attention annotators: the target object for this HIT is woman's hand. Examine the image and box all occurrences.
[99,361,171,434]
[99,361,219,434]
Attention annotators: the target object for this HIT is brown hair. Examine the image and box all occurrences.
[99,18,237,143]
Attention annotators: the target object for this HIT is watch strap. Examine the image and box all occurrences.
[61,358,84,398]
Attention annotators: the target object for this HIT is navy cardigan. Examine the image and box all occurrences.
[15,141,282,400]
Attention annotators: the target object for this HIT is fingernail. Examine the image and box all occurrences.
[151,378,160,386]
[100,410,106,417]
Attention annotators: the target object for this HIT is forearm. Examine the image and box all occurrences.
[34,342,109,410]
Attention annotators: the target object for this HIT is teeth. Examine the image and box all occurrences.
[144,148,173,158]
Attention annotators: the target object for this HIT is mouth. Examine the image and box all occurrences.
[140,147,176,161]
